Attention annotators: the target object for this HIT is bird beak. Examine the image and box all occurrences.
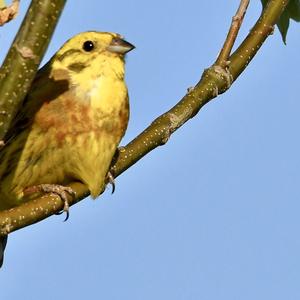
[107,37,135,54]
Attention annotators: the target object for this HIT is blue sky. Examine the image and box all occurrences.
[1,1,300,299]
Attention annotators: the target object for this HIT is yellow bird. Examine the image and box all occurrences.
[0,31,135,267]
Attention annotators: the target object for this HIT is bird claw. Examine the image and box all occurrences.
[106,171,115,194]
[23,184,76,222]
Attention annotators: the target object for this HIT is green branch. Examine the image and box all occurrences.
[0,0,289,235]
[0,0,66,141]
[229,0,288,78]
[113,0,289,177]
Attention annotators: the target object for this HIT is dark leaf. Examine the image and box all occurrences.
[261,0,300,43]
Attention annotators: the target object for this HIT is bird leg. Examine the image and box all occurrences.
[23,184,76,221]
[106,171,116,194]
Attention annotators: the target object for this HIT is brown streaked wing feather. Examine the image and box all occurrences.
[3,62,70,145]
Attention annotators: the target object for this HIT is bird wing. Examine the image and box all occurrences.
[3,62,70,146]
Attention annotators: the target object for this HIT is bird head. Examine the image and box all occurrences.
[50,31,134,81]
[48,31,135,101]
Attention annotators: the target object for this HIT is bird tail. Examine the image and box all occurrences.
[0,235,7,268]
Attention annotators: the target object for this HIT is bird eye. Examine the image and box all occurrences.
[82,40,94,52]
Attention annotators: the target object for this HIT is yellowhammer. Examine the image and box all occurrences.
[0,31,135,267]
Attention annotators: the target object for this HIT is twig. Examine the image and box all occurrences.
[0,0,19,26]
[215,0,250,67]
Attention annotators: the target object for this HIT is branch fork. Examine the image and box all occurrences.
[0,0,290,236]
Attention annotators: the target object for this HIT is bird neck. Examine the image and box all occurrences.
[69,57,127,113]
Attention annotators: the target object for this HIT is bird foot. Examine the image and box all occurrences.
[23,184,76,221]
[106,171,116,194]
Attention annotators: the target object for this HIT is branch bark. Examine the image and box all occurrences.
[215,0,250,67]
[0,0,289,235]
[0,0,66,141]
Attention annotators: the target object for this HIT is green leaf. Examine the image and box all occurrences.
[287,0,300,21]
[277,7,290,44]
[261,0,300,44]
